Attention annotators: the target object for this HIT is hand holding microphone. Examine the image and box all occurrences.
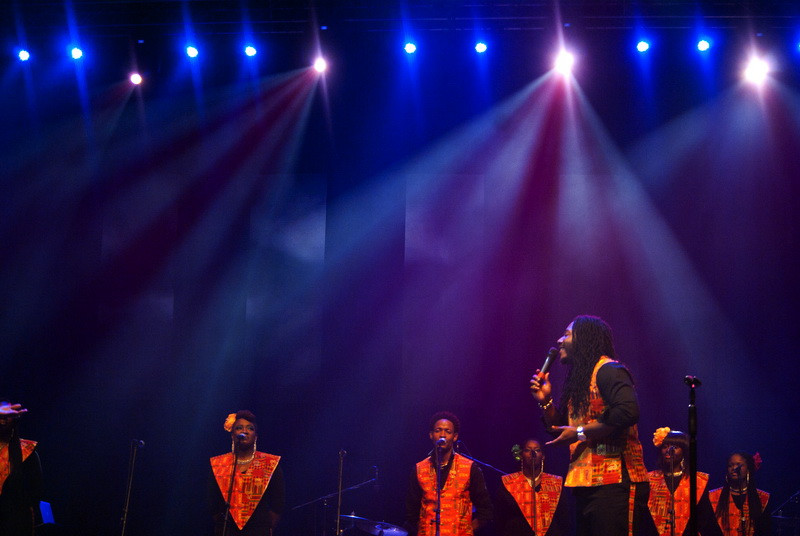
[530,347,558,404]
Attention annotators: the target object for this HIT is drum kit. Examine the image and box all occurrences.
[339,514,407,536]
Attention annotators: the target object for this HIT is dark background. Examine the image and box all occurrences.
[2,1,799,534]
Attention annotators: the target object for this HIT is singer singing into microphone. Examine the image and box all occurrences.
[209,410,284,536]
[645,428,721,536]
[708,452,770,536]
[405,411,492,536]
[494,438,572,536]
[529,315,649,536]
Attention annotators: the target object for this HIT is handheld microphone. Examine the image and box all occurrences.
[436,437,447,447]
[132,439,145,448]
[236,433,246,442]
[537,347,559,379]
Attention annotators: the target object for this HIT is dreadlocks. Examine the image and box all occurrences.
[559,315,618,420]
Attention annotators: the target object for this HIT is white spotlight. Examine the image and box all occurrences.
[313,57,327,73]
[130,73,143,85]
[244,45,257,57]
[475,42,487,53]
[186,46,199,58]
[404,42,417,54]
[554,50,575,75]
[697,40,711,52]
[743,56,770,85]
[18,49,30,61]
[71,47,83,60]
[636,41,650,53]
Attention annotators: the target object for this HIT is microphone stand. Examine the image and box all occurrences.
[434,444,442,536]
[529,456,538,536]
[666,448,676,536]
[685,375,701,536]
[222,439,242,536]
[736,467,746,536]
[120,439,145,536]
[335,450,346,536]
[454,442,506,476]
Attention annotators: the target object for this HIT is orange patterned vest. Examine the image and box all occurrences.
[0,439,37,491]
[647,470,709,536]
[416,453,474,536]
[565,357,648,487]
[210,451,281,530]
[502,471,563,535]
[709,487,770,536]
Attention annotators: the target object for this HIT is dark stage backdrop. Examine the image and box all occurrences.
[2,15,800,536]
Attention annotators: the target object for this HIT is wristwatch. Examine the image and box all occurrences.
[576,426,587,442]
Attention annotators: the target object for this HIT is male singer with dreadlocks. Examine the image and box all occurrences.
[529,315,649,536]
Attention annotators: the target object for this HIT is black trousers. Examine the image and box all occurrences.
[572,481,651,536]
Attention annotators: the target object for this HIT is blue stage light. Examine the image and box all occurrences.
[636,41,650,53]
[71,47,83,59]
[697,40,711,52]
[404,42,417,54]
[186,46,199,58]
[244,45,257,57]
[18,49,30,61]
[475,42,487,53]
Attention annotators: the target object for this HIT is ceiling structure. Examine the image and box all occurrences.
[4,0,799,39]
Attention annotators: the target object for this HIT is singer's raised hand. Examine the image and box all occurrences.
[529,371,552,403]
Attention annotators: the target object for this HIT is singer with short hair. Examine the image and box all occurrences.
[405,411,492,536]
[708,451,770,536]
[0,399,43,536]
[645,428,721,536]
[529,315,650,536]
[494,438,572,536]
[209,410,284,536]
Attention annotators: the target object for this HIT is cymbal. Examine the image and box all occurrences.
[338,515,407,536]
[340,514,372,522]
[358,520,408,536]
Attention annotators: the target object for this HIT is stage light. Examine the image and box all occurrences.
[475,42,487,53]
[186,46,199,58]
[313,57,327,73]
[244,45,257,57]
[697,40,711,52]
[18,49,30,61]
[554,49,575,75]
[404,42,417,54]
[71,47,83,60]
[743,56,770,85]
[636,41,650,53]
[130,73,143,85]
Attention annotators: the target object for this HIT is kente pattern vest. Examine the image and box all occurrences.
[565,357,648,487]
[647,470,709,536]
[416,453,474,536]
[0,439,37,491]
[210,451,281,530]
[709,487,770,536]
[502,471,563,535]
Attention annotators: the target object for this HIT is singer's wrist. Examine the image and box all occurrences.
[538,398,553,410]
